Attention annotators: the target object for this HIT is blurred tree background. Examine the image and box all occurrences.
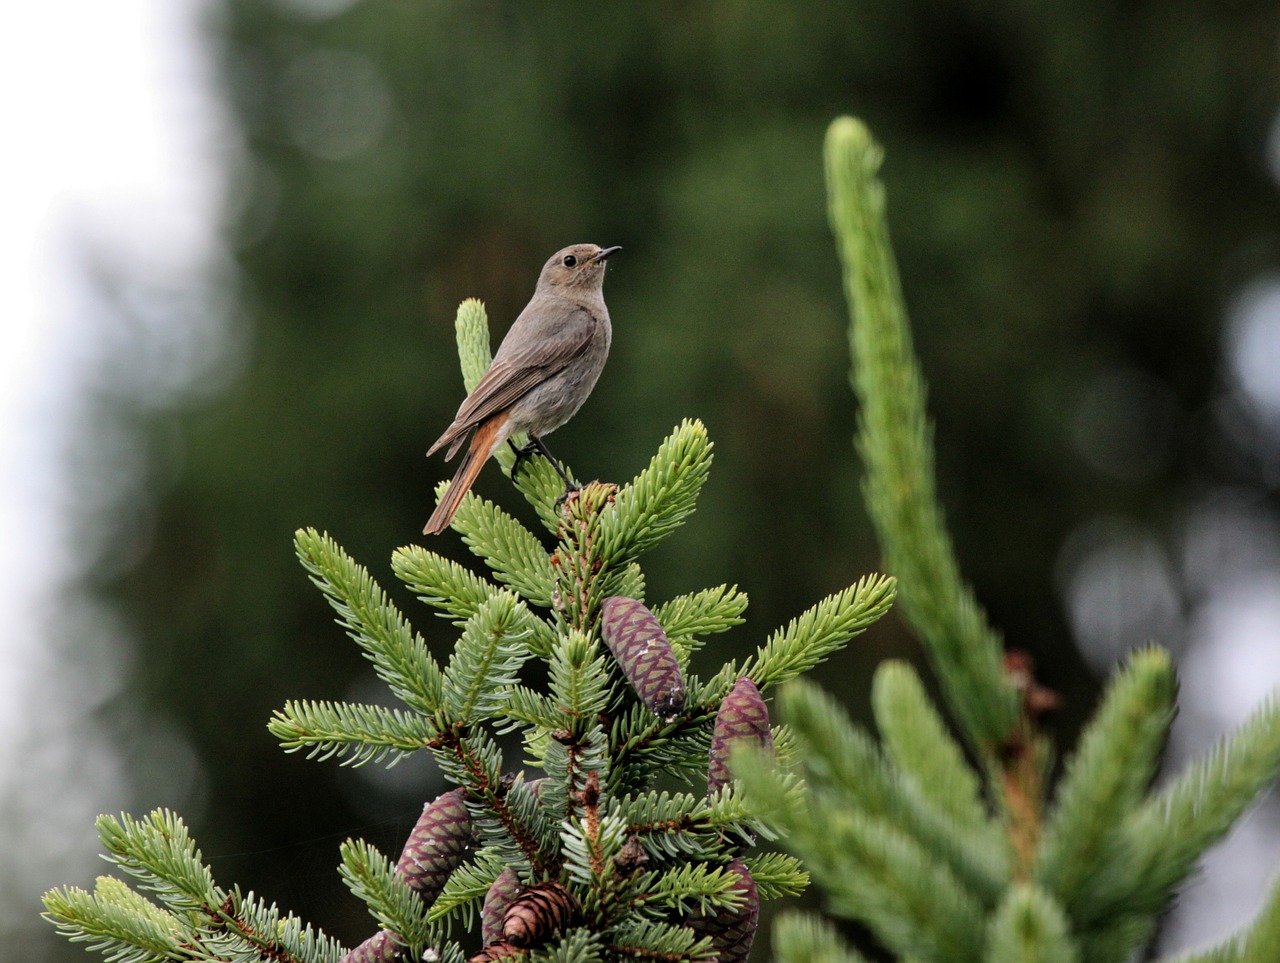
[27,0,1280,959]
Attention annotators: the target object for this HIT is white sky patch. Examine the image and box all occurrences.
[0,0,226,949]
[1227,277,1280,422]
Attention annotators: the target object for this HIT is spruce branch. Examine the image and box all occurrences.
[545,630,617,735]
[42,877,185,963]
[736,732,989,962]
[1035,647,1177,915]
[1101,695,1280,923]
[498,684,563,731]
[609,791,722,861]
[539,726,612,825]
[339,838,432,949]
[429,849,512,935]
[603,919,716,963]
[870,660,991,840]
[94,810,219,912]
[825,116,1019,753]
[739,852,809,900]
[710,574,896,694]
[430,727,548,876]
[805,807,987,963]
[596,419,714,567]
[442,593,536,723]
[984,884,1080,963]
[528,927,606,963]
[650,585,748,662]
[454,297,494,393]
[607,703,719,787]
[452,495,557,607]
[295,528,444,717]
[392,546,559,658]
[599,563,648,614]
[771,911,872,963]
[550,482,620,633]
[775,678,1009,900]
[44,811,346,963]
[393,544,503,621]
[268,698,441,766]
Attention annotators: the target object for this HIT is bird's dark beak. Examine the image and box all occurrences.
[590,245,622,263]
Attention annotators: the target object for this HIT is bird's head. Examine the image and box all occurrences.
[537,243,622,292]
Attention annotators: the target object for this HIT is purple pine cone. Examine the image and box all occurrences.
[396,788,471,902]
[482,868,522,945]
[708,678,774,794]
[342,929,402,963]
[685,859,759,963]
[600,596,686,721]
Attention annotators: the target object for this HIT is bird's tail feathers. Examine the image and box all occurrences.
[423,415,511,535]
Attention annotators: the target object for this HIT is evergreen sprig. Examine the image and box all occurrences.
[269,699,439,766]
[730,114,1280,963]
[984,885,1078,963]
[706,576,897,697]
[338,839,434,949]
[651,585,748,662]
[428,849,510,933]
[296,528,444,717]
[771,911,871,963]
[1035,648,1178,918]
[870,661,990,840]
[827,116,1019,754]
[44,810,346,963]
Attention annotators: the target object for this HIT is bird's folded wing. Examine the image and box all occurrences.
[427,308,596,456]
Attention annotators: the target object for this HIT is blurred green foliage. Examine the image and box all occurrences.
[69,0,1280,957]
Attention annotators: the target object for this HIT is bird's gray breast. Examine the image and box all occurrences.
[509,313,611,436]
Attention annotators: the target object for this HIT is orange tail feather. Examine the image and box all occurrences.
[423,414,512,535]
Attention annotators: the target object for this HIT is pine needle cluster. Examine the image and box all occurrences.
[42,300,896,963]
[732,117,1280,963]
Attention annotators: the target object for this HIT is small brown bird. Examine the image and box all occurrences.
[423,243,621,535]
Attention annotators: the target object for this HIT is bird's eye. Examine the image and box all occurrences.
[562,254,577,267]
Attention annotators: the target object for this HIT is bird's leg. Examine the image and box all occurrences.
[508,435,578,505]
[527,435,580,506]
[507,439,540,477]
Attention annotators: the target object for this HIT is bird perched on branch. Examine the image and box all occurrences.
[424,243,620,535]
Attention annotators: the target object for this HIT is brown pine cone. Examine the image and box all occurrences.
[502,881,581,948]
[685,859,759,963]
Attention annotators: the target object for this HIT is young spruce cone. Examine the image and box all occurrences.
[341,929,402,963]
[502,881,581,948]
[685,859,759,963]
[599,596,686,720]
[396,787,471,901]
[481,868,522,945]
[707,677,773,794]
